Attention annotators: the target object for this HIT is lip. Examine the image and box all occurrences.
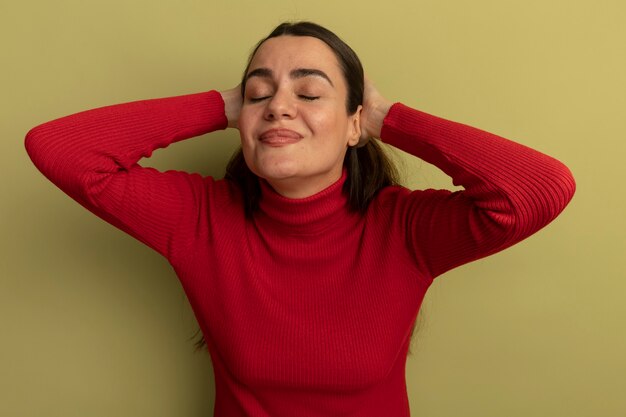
[259,128,303,146]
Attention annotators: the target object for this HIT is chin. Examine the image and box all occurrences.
[250,161,301,182]
[259,167,301,182]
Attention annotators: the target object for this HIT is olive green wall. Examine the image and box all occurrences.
[2,0,624,416]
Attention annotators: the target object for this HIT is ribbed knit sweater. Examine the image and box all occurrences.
[25,90,575,417]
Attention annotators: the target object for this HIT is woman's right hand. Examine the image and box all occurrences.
[219,85,243,129]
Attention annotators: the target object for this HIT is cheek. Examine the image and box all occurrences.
[309,111,350,149]
[238,109,257,146]
[237,128,256,172]
[239,137,260,176]
[307,110,340,136]
[238,106,252,132]
[239,133,257,169]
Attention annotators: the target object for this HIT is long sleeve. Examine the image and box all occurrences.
[24,90,229,260]
[380,103,576,279]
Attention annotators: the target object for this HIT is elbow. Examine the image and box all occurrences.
[500,160,577,242]
[551,161,576,216]
[563,165,576,204]
[522,162,577,237]
[24,124,50,173]
[24,122,68,183]
[24,122,80,191]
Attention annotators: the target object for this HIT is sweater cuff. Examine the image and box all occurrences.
[379,102,436,158]
[380,102,431,148]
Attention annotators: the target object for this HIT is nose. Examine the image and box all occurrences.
[263,90,296,121]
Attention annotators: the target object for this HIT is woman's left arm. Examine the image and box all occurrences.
[361,79,576,279]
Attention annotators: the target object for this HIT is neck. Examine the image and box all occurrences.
[263,167,344,199]
[256,167,354,235]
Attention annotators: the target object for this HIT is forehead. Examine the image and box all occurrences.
[248,36,342,76]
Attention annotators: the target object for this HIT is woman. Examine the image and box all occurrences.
[25,21,575,417]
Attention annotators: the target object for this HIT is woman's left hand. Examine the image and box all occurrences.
[357,76,393,146]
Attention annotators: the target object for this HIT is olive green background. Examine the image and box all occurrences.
[2,0,624,416]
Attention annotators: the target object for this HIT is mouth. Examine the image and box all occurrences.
[259,128,303,146]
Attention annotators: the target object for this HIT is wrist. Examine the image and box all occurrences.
[368,100,393,138]
[219,87,242,129]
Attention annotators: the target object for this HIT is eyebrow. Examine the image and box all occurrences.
[245,67,334,87]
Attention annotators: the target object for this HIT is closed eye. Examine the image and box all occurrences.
[247,95,320,103]
[248,96,271,103]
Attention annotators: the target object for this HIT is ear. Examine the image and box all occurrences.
[347,105,363,147]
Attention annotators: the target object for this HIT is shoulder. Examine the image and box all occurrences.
[202,176,245,210]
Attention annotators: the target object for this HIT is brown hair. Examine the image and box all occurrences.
[191,21,423,354]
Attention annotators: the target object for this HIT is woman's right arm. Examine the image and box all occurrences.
[25,90,235,260]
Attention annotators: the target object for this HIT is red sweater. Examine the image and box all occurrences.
[25,90,575,416]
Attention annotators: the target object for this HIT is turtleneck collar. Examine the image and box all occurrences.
[255,168,356,235]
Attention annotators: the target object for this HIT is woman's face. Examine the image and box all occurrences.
[238,35,361,198]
